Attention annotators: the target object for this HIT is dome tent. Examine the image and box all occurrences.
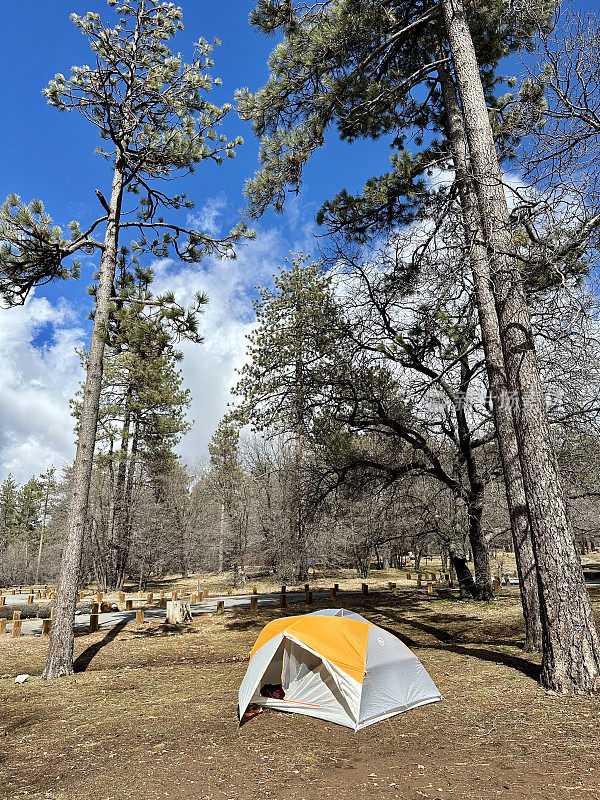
[238,609,442,730]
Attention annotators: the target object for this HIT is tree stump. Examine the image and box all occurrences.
[166,600,192,624]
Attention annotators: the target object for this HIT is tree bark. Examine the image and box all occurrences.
[437,49,542,650]
[42,168,124,680]
[111,392,132,590]
[442,0,600,690]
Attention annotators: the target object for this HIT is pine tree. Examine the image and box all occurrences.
[0,0,254,680]
[232,254,337,580]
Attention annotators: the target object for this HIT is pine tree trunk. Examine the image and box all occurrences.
[218,501,225,574]
[42,168,124,680]
[110,396,132,590]
[437,51,542,650]
[442,0,600,690]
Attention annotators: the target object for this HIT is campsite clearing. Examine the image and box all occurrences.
[1,589,599,800]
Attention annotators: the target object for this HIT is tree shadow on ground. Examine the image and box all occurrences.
[74,620,129,672]
[136,623,199,638]
[225,620,263,632]
[377,609,540,681]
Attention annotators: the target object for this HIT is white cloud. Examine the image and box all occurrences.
[0,297,85,483]
[152,225,297,468]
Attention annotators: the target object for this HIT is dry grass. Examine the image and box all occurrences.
[1,588,599,800]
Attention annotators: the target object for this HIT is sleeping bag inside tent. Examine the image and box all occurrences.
[238,609,442,730]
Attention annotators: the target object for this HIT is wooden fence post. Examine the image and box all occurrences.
[493,577,500,595]
[27,594,33,605]
[406,573,411,580]
[362,583,368,595]
[281,585,287,594]
[146,592,154,604]
[42,619,52,636]
[250,596,258,612]
[427,582,434,595]
[227,587,233,596]
[279,592,287,608]
[304,583,310,593]
[118,592,125,603]
[11,619,22,637]
[190,593,197,604]
[160,589,165,599]
[330,587,337,599]
[125,599,133,611]
[89,613,99,633]
[417,574,422,587]
[0,619,6,634]
[305,590,313,604]
[0,596,5,606]
[136,609,145,625]
[334,583,339,592]
[216,600,225,615]
[252,586,258,595]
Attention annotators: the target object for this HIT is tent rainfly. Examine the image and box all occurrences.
[238,609,442,730]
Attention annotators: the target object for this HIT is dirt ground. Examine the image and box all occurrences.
[1,587,599,800]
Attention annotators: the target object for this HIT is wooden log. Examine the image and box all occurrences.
[361,583,368,595]
[0,618,6,635]
[136,609,144,625]
[166,600,192,624]
[42,619,51,637]
[11,619,22,638]
[216,600,225,615]
[250,596,258,612]
[305,590,313,604]
[125,599,133,611]
[89,614,99,633]
[279,592,287,608]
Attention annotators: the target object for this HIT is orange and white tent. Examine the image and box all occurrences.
[238,609,442,730]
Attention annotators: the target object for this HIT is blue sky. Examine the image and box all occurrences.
[0,0,596,482]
